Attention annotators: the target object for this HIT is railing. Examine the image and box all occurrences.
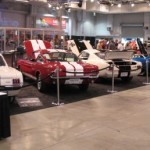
[0,27,65,52]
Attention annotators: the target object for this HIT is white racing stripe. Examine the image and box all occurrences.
[30,40,40,58]
[60,62,75,76]
[30,40,40,51]
[69,62,84,76]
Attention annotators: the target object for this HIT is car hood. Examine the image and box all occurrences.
[24,40,51,59]
[105,50,134,60]
[49,61,98,77]
[56,61,97,70]
[67,40,80,56]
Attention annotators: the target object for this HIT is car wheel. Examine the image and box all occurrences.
[78,84,89,91]
[121,77,133,82]
[139,71,146,76]
[37,75,46,92]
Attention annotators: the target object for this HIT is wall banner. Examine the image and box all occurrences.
[40,18,66,29]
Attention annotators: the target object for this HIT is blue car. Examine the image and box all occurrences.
[132,54,150,75]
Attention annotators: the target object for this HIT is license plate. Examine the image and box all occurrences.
[65,79,83,84]
[121,72,128,77]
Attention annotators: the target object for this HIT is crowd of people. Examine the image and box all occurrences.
[50,36,148,55]
[48,35,68,50]
[96,39,140,52]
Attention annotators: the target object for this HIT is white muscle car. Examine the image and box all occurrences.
[68,40,142,81]
[0,53,23,99]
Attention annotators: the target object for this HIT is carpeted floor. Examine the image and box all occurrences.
[9,75,147,115]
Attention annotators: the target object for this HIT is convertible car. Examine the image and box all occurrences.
[0,53,23,98]
[17,40,99,91]
[68,40,142,81]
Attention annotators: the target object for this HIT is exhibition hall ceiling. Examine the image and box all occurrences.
[47,0,150,5]
[1,0,150,14]
[2,0,150,6]
[95,0,149,5]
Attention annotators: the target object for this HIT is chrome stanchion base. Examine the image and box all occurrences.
[52,101,64,106]
[107,90,118,94]
[143,82,150,85]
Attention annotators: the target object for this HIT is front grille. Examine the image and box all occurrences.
[108,60,132,72]
[119,65,131,72]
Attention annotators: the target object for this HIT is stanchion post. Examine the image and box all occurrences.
[143,59,150,85]
[57,66,60,105]
[107,61,117,93]
[52,66,64,106]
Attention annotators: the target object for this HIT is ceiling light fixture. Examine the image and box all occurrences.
[48,3,52,8]
[56,6,59,10]
[91,0,94,2]
[131,2,135,7]
[117,3,121,7]
[111,3,114,6]
[131,3,134,7]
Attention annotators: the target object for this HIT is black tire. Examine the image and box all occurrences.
[121,77,133,82]
[18,66,27,81]
[37,75,46,92]
[8,96,15,104]
[78,84,89,91]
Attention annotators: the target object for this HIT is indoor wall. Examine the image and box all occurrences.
[69,11,150,41]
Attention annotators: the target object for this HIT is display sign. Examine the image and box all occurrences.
[41,18,66,29]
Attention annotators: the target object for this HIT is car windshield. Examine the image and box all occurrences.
[0,55,6,66]
[43,52,79,62]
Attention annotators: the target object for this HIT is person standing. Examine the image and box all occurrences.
[54,35,61,49]
[117,41,124,51]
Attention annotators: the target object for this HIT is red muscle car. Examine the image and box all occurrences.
[17,40,99,91]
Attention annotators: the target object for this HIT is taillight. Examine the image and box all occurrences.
[13,79,20,84]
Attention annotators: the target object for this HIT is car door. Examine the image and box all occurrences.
[33,55,46,78]
[19,58,35,75]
